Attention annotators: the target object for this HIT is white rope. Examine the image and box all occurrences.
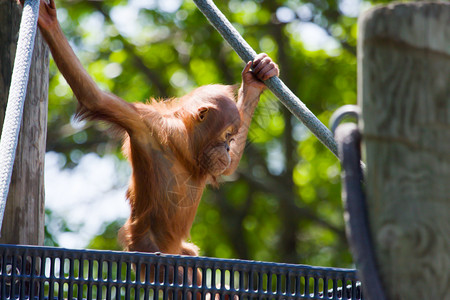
[0,0,40,232]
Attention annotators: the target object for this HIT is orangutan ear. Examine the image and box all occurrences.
[197,107,209,122]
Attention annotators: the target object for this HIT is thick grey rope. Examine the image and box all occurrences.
[0,0,40,232]
[193,0,338,158]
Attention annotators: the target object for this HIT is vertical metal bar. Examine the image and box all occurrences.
[304,275,310,298]
[323,277,329,300]
[267,271,273,297]
[276,273,282,296]
[332,278,338,300]
[163,264,169,300]
[135,260,141,284]
[257,270,264,296]
[346,280,351,300]
[125,261,131,300]
[0,251,6,299]
[211,266,216,292]
[49,257,56,300]
[135,283,141,300]
[239,270,244,296]
[202,267,208,300]
[87,258,93,300]
[134,260,142,300]
[192,264,198,300]
[172,262,177,286]
[229,267,232,291]
[116,259,122,283]
[134,259,142,300]
[295,273,301,297]
[115,259,122,300]
[38,254,45,300]
[106,261,112,300]
[67,257,74,300]
[19,252,26,299]
[10,253,17,299]
[181,264,188,299]
[58,256,65,299]
[77,259,84,300]
[220,269,225,299]
[285,272,291,297]
[342,278,347,300]
[173,261,179,298]
[351,280,357,300]
[155,260,161,299]
[248,269,254,293]
[97,258,104,300]
[115,261,121,300]
[192,264,198,287]
[144,261,150,300]
[29,254,37,299]
[313,277,319,298]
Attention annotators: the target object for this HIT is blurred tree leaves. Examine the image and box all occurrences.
[45,0,394,268]
[87,220,124,251]
[44,209,77,247]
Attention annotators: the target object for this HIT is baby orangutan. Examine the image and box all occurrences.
[36,0,279,289]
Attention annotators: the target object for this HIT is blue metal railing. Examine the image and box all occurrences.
[0,244,362,299]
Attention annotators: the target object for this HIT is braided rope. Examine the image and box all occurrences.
[0,0,40,232]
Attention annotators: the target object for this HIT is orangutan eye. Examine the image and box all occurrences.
[222,126,236,141]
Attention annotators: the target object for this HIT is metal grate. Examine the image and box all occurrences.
[0,244,362,299]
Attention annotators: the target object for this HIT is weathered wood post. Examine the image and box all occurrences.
[0,1,48,245]
[359,2,449,299]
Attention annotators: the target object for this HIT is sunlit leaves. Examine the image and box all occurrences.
[189,59,222,86]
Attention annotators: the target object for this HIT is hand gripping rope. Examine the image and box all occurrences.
[0,0,40,232]
[193,0,339,158]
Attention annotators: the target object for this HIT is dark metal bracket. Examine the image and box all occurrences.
[331,106,387,300]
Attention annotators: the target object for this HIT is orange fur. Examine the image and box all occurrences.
[77,85,241,256]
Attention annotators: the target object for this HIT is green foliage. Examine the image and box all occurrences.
[44,209,75,247]
[46,0,397,268]
[87,220,124,251]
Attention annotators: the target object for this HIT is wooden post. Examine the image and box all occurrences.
[359,2,449,299]
[0,1,48,245]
